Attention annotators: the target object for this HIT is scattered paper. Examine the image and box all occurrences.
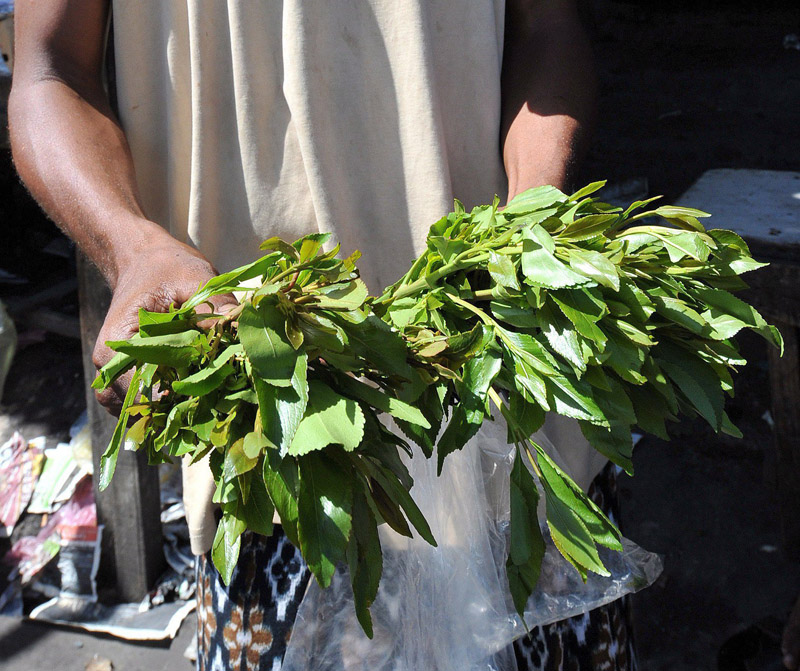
[0,433,45,536]
[28,440,91,514]
[5,476,95,584]
[30,595,196,641]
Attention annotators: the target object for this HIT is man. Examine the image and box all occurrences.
[10,1,633,668]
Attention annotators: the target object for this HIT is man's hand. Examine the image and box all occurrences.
[92,238,237,414]
[9,1,239,414]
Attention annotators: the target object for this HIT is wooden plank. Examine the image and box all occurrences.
[678,169,800,252]
[768,321,800,560]
[77,254,165,602]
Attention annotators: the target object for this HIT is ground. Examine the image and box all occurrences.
[1,2,799,669]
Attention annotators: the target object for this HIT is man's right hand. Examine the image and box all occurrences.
[92,237,237,414]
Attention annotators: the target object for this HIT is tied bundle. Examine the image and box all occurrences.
[94,182,781,635]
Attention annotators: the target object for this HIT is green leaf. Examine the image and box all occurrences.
[335,375,430,428]
[254,353,309,454]
[693,287,783,351]
[263,452,300,546]
[544,483,608,579]
[242,473,275,537]
[288,381,365,456]
[370,477,412,538]
[567,248,620,291]
[333,314,414,380]
[137,309,195,337]
[315,279,369,310]
[99,368,142,490]
[547,374,609,427]
[568,180,607,201]
[106,330,203,367]
[297,452,353,587]
[652,205,711,233]
[242,431,268,459]
[489,301,538,329]
[521,226,594,289]
[579,421,635,474]
[238,301,298,387]
[92,351,136,390]
[603,329,647,384]
[501,391,546,443]
[366,461,436,546]
[629,385,672,440]
[347,485,383,638]
[259,236,300,259]
[615,282,655,321]
[295,232,332,262]
[506,450,545,614]
[437,344,502,470]
[211,505,246,585]
[488,251,520,290]
[551,291,608,346]
[656,342,724,430]
[560,213,618,242]
[172,345,241,396]
[395,382,446,458]
[182,252,279,311]
[536,446,622,551]
[223,437,259,482]
[536,302,589,372]
[504,185,567,215]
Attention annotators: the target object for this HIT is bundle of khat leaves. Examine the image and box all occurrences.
[374,181,782,612]
[92,235,439,635]
[94,182,780,633]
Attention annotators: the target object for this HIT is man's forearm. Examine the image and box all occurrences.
[10,79,172,287]
[501,0,597,196]
[9,0,175,289]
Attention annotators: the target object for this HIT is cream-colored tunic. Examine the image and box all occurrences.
[111,0,607,554]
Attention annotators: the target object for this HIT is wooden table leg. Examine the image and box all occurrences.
[768,320,800,560]
[77,254,165,602]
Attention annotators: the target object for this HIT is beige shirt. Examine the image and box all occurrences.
[112,0,607,554]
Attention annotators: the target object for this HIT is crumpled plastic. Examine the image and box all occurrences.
[284,417,662,671]
[4,474,96,585]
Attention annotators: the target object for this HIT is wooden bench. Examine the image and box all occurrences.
[78,259,165,602]
[679,169,800,558]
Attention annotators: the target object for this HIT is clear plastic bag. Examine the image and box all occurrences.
[283,417,662,671]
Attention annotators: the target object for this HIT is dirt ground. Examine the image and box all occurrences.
[1,2,799,670]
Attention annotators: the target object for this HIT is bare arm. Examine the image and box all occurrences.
[9,0,233,410]
[501,0,597,196]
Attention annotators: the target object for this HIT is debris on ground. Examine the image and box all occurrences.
[28,414,92,515]
[30,594,196,641]
[0,432,44,536]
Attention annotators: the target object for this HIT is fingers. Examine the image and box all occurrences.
[92,326,135,416]
[196,292,238,329]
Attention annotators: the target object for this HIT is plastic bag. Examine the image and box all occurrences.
[283,416,662,671]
